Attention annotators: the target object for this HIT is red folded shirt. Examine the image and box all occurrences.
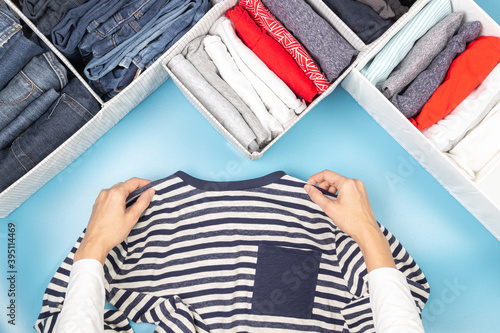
[225,5,317,102]
[410,36,500,130]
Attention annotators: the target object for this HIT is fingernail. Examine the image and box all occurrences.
[148,188,155,198]
[304,184,310,193]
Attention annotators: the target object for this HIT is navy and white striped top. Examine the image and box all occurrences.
[35,171,429,333]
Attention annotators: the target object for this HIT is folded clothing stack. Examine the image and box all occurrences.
[0,4,100,193]
[360,0,500,179]
[168,0,358,153]
[422,64,500,152]
[362,0,453,87]
[447,101,500,179]
[21,0,212,100]
[408,36,500,130]
[261,0,357,82]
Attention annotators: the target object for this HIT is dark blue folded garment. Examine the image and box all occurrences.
[323,0,394,44]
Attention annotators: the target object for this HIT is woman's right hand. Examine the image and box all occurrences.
[304,170,395,272]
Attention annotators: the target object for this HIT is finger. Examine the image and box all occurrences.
[306,170,327,185]
[327,185,338,196]
[127,188,155,223]
[110,181,124,189]
[304,184,336,214]
[317,181,338,195]
[117,178,152,195]
[317,181,330,190]
[307,170,346,189]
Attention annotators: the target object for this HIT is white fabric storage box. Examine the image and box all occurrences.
[161,0,431,160]
[342,0,500,240]
[0,0,428,215]
[0,0,219,217]
[161,0,379,160]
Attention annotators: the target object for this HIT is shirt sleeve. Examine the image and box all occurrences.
[368,267,425,333]
[55,259,105,333]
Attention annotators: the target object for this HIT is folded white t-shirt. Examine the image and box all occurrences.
[423,64,500,152]
[209,17,302,126]
[447,102,500,179]
[203,34,284,137]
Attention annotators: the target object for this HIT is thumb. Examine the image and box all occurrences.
[127,188,155,225]
[304,184,335,214]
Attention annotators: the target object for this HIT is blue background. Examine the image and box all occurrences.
[2,0,500,331]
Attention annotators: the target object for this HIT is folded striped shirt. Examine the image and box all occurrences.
[35,171,429,333]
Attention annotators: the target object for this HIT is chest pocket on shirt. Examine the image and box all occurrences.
[251,244,321,319]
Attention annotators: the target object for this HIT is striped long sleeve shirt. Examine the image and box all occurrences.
[35,171,430,333]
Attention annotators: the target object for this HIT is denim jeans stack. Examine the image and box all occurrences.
[0,4,100,192]
[43,0,211,100]
[0,0,213,200]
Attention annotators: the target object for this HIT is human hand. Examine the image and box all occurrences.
[74,178,155,265]
[304,170,378,242]
[304,170,395,272]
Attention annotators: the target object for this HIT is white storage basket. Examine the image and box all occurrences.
[342,0,500,240]
[0,0,220,216]
[161,0,429,159]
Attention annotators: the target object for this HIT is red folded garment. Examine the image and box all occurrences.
[410,36,500,130]
[240,0,330,94]
[225,5,317,102]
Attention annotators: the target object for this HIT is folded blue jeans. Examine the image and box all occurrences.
[89,64,140,101]
[0,79,100,193]
[84,0,208,80]
[51,0,130,62]
[0,26,44,91]
[78,0,163,60]
[131,0,210,68]
[22,0,87,36]
[0,89,59,149]
[0,52,68,131]
[0,4,22,59]
[86,0,209,97]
